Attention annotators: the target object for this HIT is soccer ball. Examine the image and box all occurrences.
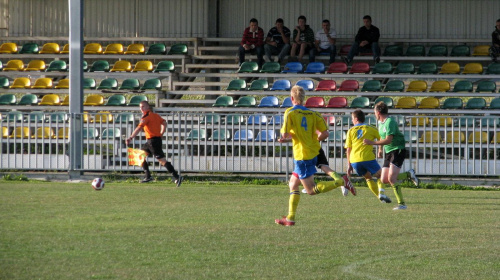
[92,178,105,191]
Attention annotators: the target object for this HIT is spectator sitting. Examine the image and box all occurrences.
[344,15,381,64]
[310,19,337,64]
[289,15,315,63]
[239,18,265,68]
[264,18,291,64]
[490,18,500,62]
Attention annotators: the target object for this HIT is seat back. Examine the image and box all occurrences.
[83,78,96,89]
[315,80,336,91]
[34,127,54,139]
[237,61,259,73]
[225,114,244,125]
[350,97,370,108]
[476,80,496,92]
[61,95,70,106]
[480,117,499,127]
[372,62,392,74]
[32,78,53,89]
[328,131,347,142]
[406,45,425,56]
[140,78,161,90]
[249,79,269,91]
[226,79,247,91]
[270,79,291,91]
[128,95,148,106]
[394,62,415,74]
[442,97,463,109]
[429,80,450,92]
[439,62,460,74]
[326,97,348,108]
[419,131,441,143]
[10,77,31,89]
[84,43,103,54]
[90,60,110,72]
[60,44,70,54]
[186,129,207,141]
[105,94,126,106]
[472,45,490,56]
[39,94,60,105]
[83,95,105,106]
[18,94,38,106]
[464,98,486,109]
[46,60,67,72]
[486,62,500,74]
[445,131,465,143]
[83,127,99,139]
[212,96,233,107]
[456,117,475,127]
[235,96,256,107]
[418,62,438,74]
[19,43,39,54]
[259,62,281,73]
[247,114,268,125]
[338,80,359,91]
[4,111,23,122]
[384,80,405,92]
[94,112,113,123]
[0,77,8,88]
[39,43,60,54]
[258,96,279,107]
[255,130,276,142]
[110,60,132,72]
[10,127,31,139]
[395,97,417,109]
[55,79,70,89]
[418,97,440,109]
[268,115,284,125]
[427,45,448,56]
[4,60,24,71]
[133,61,154,72]
[115,113,135,123]
[154,61,175,72]
[349,62,370,73]
[304,62,325,73]
[295,80,314,91]
[361,80,382,92]
[0,42,18,53]
[452,80,473,92]
[374,97,394,108]
[200,114,221,125]
[168,43,188,55]
[407,80,427,92]
[489,98,500,109]
[280,97,293,108]
[146,43,167,55]
[450,45,470,56]
[25,60,46,71]
[468,131,489,143]
[0,94,16,105]
[101,128,121,139]
[383,44,403,56]
[304,97,325,108]
[210,129,230,141]
[119,78,141,90]
[233,129,254,141]
[338,44,351,55]
[124,43,145,54]
[281,62,303,73]
[327,62,348,73]
[462,62,483,74]
[103,43,124,54]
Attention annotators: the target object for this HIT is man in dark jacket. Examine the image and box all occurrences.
[238,18,265,67]
[490,18,500,62]
[344,15,381,64]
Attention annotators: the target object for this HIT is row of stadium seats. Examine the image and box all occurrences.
[0,59,176,72]
[238,61,500,75]
[0,126,122,140]
[1,111,135,124]
[227,78,499,93]
[0,93,148,106]
[0,42,188,55]
[0,77,162,90]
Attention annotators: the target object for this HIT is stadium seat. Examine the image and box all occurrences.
[83,78,97,89]
[0,94,16,105]
[60,96,69,106]
[281,62,303,73]
[328,131,347,142]
[31,78,53,89]
[94,112,113,123]
[417,62,438,74]
[128,95,148,106]
[18,94,38,106]
[304,62,325,73]
[480,117,498,127]
[101,128,121,139]
[305,97,325,108]
[296,80,314,91]
[83,95,105,106]
[110,60,132,72]
[0,42,17,54]
[270,79,291,91]
[472,45,490,56]
[394,62,415,74]
[225,114,244,125]
[372,62,392,74]
[326,97,348,108]
[39,43,60,54]
[115,112,135,123]
[462,63,483,74]
[140,79,161,90]
[336,115,352,126]
[419,131,441,143]
[476,80,496,92]
[233,129,254,141]
[103,43,124,54]
[33,127,55,139]
[9,77,31,89]
[24,60,46,71]
[60,44,70,54]
[249,79,269,91]
[395,97,417,109]
[258,96,279,107]
[374,97,394,108]
[19,43,39,54]
[84,43,103,54]
[489,98,500,110]
[429,80,450,92]
[268,115,284,125]
[200,114,221,125]
[442,97,463,109]
[456,117,475,127]
[383,44,403,56]
[323,115,336,126]
[492,132,500,144]
[153,61,175,72]
[403,131,418,143]
[406,45,425,56]
[213,96,233,107]
[280,97,293,108]
[452,80,473,92]
[133,61,154,72]
[0,77,9,88]
[39,94,60,105]
[315,80,336,91]
[338,44,351,56]
[90,60,110,72]
[82,60,88,71]
[427,45,448,56]
[418,97,440,109]
[168,44,188,55]
[186,129,207,141]
[124,43,145,55]
[25,112,45,124]
[468,131,489,143]
[349,62,370,74]
[464,98,486,109]
[46,60,67,72]
[255,130,276,142]
[146,43,166,55]
[384,80,405,92]
[234,96,256,107]
[361,80,382,92]
[247,114,268,125]
[226,79,247,91]
[119,78,140,90]
[55,79,70,89]
[105,94,126,106]
[486,62,500,74]
[439,62,460,74]
[0,61,2,71]
[210,129,231,141]
[406,80,427,92]
[445,131,465,143]
[327,62,348,73]
[259,62,281,73]
[338,80,359,91]
[83,127,99,139]
[365,115,377,125]
[350,97,370,108]
[3,60,24,71]
[3,111,23,122]
[9,127,31,139]
[237,61,259,73]
[450,45,470,56]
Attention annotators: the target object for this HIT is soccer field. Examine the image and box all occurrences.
[1,180,499,280]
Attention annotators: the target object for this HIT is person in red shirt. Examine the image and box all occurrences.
[126,101,182,186]
[238,18,265,68]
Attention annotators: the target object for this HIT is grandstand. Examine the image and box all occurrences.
[0,0,499,177]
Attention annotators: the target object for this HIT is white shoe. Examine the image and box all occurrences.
[340,186,349,196]
[379,194,392,203]
[408,169,419,187]
[301,189,307,194]
[393,205,408,210]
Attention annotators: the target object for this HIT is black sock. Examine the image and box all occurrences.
[165,161,179,179]
[142,161,151,178]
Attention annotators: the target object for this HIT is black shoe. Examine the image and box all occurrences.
[343,57,350,65]
[141,177,153,183]
[375,56,380,63]
[175,176,184,187]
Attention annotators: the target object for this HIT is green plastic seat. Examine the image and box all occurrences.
[464,98,486,109]
[128,95,148,106]
[450,45,470,56]
[476,81,496,93]
[48,112,68,123]
[417,63,438,74]
[372,62,392,74]
[212,96,233,107]
[374,97,394,108]
[453,80,473,92]
[350,97,370,108]
[486,62,500,74]
[168,44,187,55]
[82,60,88,71]
[18,94,38,105]
[489,98,500,109]
[237,61,259,73]
[259,62,281,73]
[0,77,9,88]
[403,131,418,143]
[456,117,475,127]
[0,60,2,70]
[46,60,67,72]
[328,131,346,142]
[383,45,403,56]
[105,94,126,106]
[384,80,405,92]
[101,128,121,139]
[115,112,135,123]
[19,43,39,54]
[97,78,118,90]
[226,79,247,91]
[0,94,16,105]
[146,43,166,55]
[234,96,256,107]
[83,127,98,139]
[225,114,244,125]
[186,129,207,140]
[427,45,448,56]
[119,78,140,90]
[442,97,463,109]
[27,111,45,123]
[154,61,175,72]
[210,129,230,141]
[83,78,96,89]
[405,45,425,56]
[4,111,23,122]
[200,114,221,125]
[394,62,415,74]
[140,78,161,90]
[361,80,382,92]
[248,79,269,91]
[90,60,110,72]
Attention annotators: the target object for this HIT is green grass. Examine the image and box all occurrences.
[1,180,499,280]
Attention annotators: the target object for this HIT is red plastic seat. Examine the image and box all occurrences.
[349,62,370,74]
[315,80,336,91]
[339,45,351,56]
[327,62,348,73]
[305,96,325,108]
[338,80,359,91]
[326,97,348,108]
[324,115,336,126]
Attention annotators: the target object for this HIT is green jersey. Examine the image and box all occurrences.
[378,117,405,153]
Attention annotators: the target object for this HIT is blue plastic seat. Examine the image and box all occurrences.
[233,129,254,141]
[255,130,276,142]
[295,80,314,91]
[270,79,291,91]
[268,115,284,125]
[304,62,325,73]
[280,97,293,108]
[281,62,303,73]
[258,96,279,108]
[247,114,268,125]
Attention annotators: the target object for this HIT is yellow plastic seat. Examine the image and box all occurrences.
[124,43,145,54]
[33,127,55,139]
[462,63,483,74]
[32,78,53,89]
[1,127,9,138]
[110,60,132,72]
[418,97,440,109]
[60,44,70,54]
[419,131,441,143]
[410,116,429,126]
[468,132,489,144]
[132,60,153,72]
[55,79,69,89]
[83,94,105,106]
[103,43,124,54]
[0,42,18,54]
[445,131,465,143]
[61,96,69,106]
[3,60,25,71]
[39,43,60,54]
[9,77,31,89]
[432,117,453,127]
[9,127,31,139]
[472,45,490,56]
[492,132,500,144]
[406,80,427,92]
[94,112,113,123]
[39,94,61,105]
[429,80,450,92]
[25,60,46,71]
[55,127,69,139]
[84,43,103,54]
[395,97,417,109]
[439,62,460,74]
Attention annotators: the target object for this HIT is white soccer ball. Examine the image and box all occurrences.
[92,178,105,191]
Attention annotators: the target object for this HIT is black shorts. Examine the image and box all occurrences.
[383,149,406,169]
[316,148,329,168]
[142,137,166,160]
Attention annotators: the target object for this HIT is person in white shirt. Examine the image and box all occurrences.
[310,19,337,64]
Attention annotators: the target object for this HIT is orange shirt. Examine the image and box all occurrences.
[138,110,164,139]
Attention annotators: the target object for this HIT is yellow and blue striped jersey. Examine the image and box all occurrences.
[345,123,380,163]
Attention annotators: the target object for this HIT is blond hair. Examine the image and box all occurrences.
[290,85,306,105]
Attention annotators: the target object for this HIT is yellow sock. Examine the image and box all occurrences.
[287,191,300,221]
[392,185,405,205]
[328,171,343,184]
[397,172,408,181]
[378,180,389,195]
[366,179,379,197]
[314,181,339,194]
